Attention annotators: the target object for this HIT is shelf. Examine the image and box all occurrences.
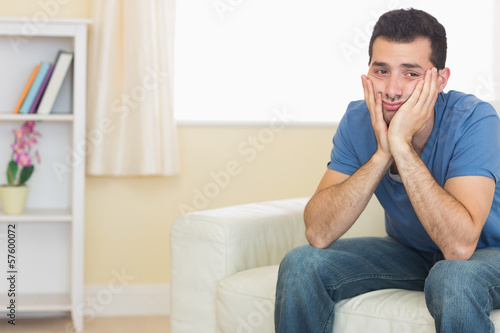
[0,209,72,222]
[0,17,92,38]
[0,17,89,332]
[0,114,73,122]
[0,293,71,312]
[0,17,92,25]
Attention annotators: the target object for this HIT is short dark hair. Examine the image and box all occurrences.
[368,8,447,70]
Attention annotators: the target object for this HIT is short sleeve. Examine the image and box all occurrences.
[327,101,375,176]
[328,121,359,175]
[446,102,500,182]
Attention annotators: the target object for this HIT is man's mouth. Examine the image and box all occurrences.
[382,101,404,111]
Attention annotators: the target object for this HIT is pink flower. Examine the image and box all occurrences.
[23,121,36,134]
[11,144,24,156]
[6,121,41,185]
[16,152,31,167]
[13,128,24,140]
[14,137,27,150]
[27,137,38,147]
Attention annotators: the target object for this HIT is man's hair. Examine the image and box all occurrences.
[368,8,447,70]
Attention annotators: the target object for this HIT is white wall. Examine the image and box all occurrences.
[175,0,497,124]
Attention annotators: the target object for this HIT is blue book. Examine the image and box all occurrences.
[30,64,54,113]
[20,62,51,114]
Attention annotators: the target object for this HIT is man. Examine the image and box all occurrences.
[275,8,500,333]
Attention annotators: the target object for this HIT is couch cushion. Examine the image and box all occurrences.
[334,289,435,332]
[335,288,500,332]
[216,265,500,333]
[216,265,278,333]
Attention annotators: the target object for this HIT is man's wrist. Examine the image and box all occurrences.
[373,149,394,169]
[389,139,414,162]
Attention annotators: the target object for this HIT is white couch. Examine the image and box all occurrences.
[170,197,500,332]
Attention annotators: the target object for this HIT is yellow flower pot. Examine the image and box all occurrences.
[0,186,30,215]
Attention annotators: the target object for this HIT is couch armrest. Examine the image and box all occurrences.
[170,197,308,333]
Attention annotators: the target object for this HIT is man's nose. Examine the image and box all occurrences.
[386,75,403,101]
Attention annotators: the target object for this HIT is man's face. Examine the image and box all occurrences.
[367,37,436,124]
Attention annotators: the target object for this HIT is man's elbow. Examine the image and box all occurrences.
[305,227,332,249]
[443,244,475,261]
[304,209,330,249]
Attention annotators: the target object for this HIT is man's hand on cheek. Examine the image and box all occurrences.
[388,68,441,149]
[361,75,392,160]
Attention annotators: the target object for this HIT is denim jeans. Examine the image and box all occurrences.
[275,237,500,333]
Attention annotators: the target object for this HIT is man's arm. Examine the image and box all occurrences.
[304,152,392,249]
[388,68,496,260]
[391,142,495,260]
[305,75,393,249]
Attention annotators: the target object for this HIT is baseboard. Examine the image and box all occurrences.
[84,284,170,317]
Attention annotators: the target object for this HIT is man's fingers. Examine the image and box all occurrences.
[404,68,437,112]
[361,75,369,102]
[362,75,386,131]
[362,75,377,113]
[417,68,440,111]
[419,68,433,106]
[422,68,440,111]
[405,78,425,109]
[361,75,373,106]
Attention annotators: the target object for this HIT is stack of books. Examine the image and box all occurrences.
[13,50,74,115]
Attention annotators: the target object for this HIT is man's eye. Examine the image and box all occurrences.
[406,72,419,77]
[375,69,388,75]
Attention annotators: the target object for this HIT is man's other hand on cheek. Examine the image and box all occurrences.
[388,68,441,149]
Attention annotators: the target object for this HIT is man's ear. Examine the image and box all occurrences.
[437,67,451,93]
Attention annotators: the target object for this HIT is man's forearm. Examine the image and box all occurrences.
[392,143,479,260]
[304,152,392,248]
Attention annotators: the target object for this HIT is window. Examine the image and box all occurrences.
[175,0,496,125]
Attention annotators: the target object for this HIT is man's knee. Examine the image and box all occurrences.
[279,245,323,274]
[426,260,484,289]
[424,259,488,310]
[426,260,469,292]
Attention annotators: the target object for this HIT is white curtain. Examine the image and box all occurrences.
[87,0,180,176]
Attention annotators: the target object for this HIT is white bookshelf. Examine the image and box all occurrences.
[0,293,71,312]
[0,114,74,122]
[0,18,90,332]
[0,209,73,222]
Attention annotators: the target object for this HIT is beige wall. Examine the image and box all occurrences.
[0,0,89,18]
[0,0,334,285]
[86,125,334,284]
[5,0,499,287]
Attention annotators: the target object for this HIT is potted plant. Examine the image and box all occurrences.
[0,121,41,214]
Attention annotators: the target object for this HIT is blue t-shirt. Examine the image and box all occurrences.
[328,90,500,252]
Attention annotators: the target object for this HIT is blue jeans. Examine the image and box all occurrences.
[275,237,500,333]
